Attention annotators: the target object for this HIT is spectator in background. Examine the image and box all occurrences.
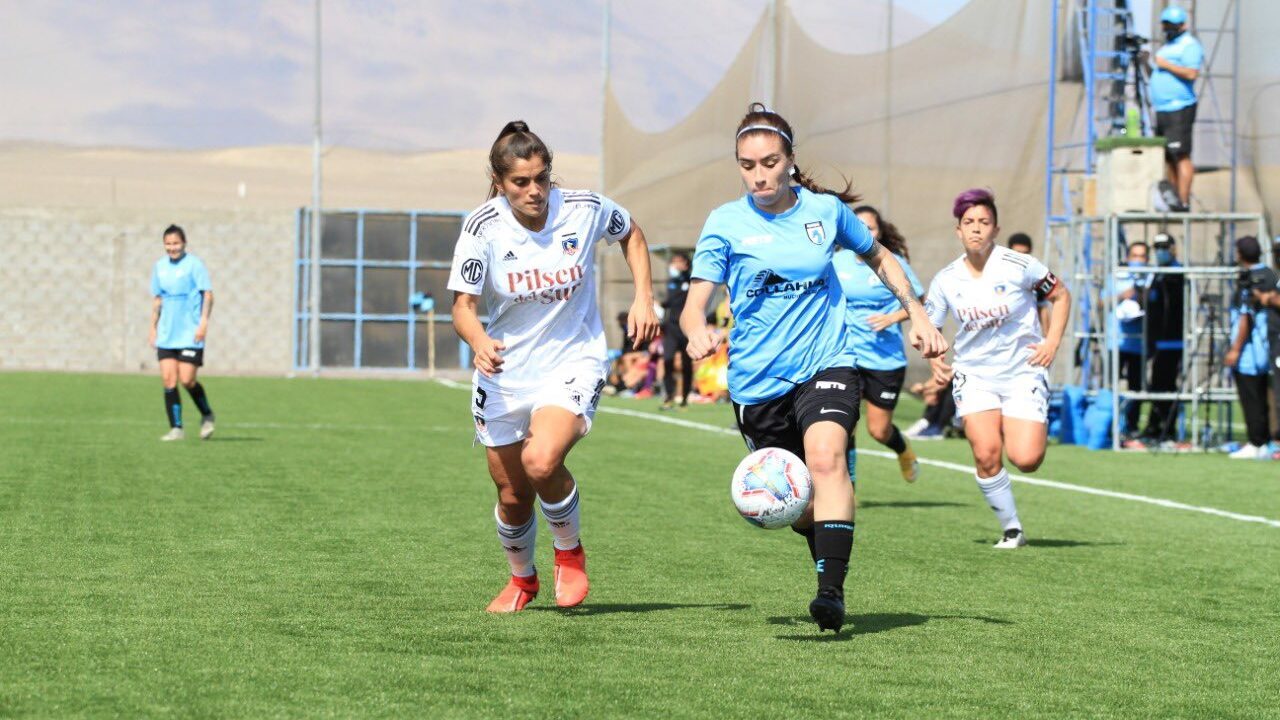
[660,251,694,410]
[1227,236,1274,459]
[1150,5,1203,211]
[1009,232,1051,331]
[1141,233,1184,441]
[1115,242,1151,438]
[903,375,957,440]
[1249,237,1280,450]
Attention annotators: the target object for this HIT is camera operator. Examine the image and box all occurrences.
[1150,6,1203,211]
[1227,236,1275,458]
[1142,233,1184,441]
[1250,237,1280,448]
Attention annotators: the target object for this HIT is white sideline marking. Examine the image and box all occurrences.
[435,380,1280,529]
[0,417,457,433]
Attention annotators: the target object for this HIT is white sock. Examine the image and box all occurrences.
[540,484,581,551]
[975,468,1021,531]
[495,506,537,577]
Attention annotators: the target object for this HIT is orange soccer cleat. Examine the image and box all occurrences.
[485,573,540,613]
[553,544,590,608]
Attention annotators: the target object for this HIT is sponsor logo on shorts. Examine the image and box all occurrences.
[879,390,897,400]
[570,391,583,405]
[815,381,847,390]
[819,407,848,415]
[181,350,197,358]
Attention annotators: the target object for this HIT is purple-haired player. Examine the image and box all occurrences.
[923,189,1071,549]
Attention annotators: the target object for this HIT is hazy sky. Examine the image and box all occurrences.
[2,1,1008,154]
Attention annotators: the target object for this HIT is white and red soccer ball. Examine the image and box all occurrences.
[730,447,812,529]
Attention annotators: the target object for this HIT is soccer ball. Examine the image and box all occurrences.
[730,447,812,529]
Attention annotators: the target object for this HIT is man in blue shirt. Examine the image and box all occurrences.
[1150,5,1204,211]
[1227,236,1274,458]
[1114,242,1151,437]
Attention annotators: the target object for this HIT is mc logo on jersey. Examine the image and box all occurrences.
[804,221,826,245]
[561,234,580,256]
[608,210,626,236]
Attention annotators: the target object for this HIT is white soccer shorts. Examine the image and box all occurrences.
[952,369,1050,424]
[470,360,607,447]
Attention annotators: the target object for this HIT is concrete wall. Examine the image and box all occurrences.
[0,207,296,374]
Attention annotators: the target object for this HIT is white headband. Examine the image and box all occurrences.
[736,124,793,146]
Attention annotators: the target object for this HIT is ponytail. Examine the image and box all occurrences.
[487,120,553,201]
[793,165,861,205]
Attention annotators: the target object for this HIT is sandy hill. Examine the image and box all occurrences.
[0,143,600,212]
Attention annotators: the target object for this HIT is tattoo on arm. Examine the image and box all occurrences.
[874,263,921,312]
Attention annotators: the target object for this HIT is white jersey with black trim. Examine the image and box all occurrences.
[447,188,633,392]
[924,245,1061,378]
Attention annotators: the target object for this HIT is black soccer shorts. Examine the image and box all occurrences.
[733,367,861,461]
[157,347,204,366]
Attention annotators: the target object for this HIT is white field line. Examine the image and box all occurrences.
[0,417,458,433]
[436,380,1280,529]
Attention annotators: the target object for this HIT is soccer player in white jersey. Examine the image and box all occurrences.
[681,104,947,632]
[149,225,216,441]
[449,121,659,613]
[924,189,1071,548]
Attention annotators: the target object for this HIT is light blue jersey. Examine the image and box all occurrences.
[1151,32,1202,112]
[1231,265,1271,376]
[151,253,211,349]
[1113,268,1150,355]
[832,250,922,371]
[692,186,874,404]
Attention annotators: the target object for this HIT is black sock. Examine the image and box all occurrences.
[814,520,854,591]
[791,524,817,563]
[164,388,183,428]
[186,382,213,417]
[884,424,908,454]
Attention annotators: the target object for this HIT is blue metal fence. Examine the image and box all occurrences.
[293,208,467,371]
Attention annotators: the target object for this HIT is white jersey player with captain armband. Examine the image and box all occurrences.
[448,120,658,614]
[925,189,1071,549]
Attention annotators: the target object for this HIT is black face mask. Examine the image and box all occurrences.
[1163,25,1183,42]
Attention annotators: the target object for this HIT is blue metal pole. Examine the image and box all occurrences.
[407,213,418,370]
[1046,0,1059,234]
[354,211,365,368]
[292,207,303,370]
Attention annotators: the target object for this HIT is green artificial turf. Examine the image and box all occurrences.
[0,372,1276,718]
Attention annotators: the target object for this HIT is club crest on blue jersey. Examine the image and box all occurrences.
[561,234,580,256]
[804,221,826,245]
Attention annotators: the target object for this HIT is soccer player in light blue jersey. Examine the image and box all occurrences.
[832,205,924,486]
[680,104,947,633]
[149,225,215,441]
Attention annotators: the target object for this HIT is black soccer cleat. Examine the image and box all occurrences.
[809,586,845,633]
